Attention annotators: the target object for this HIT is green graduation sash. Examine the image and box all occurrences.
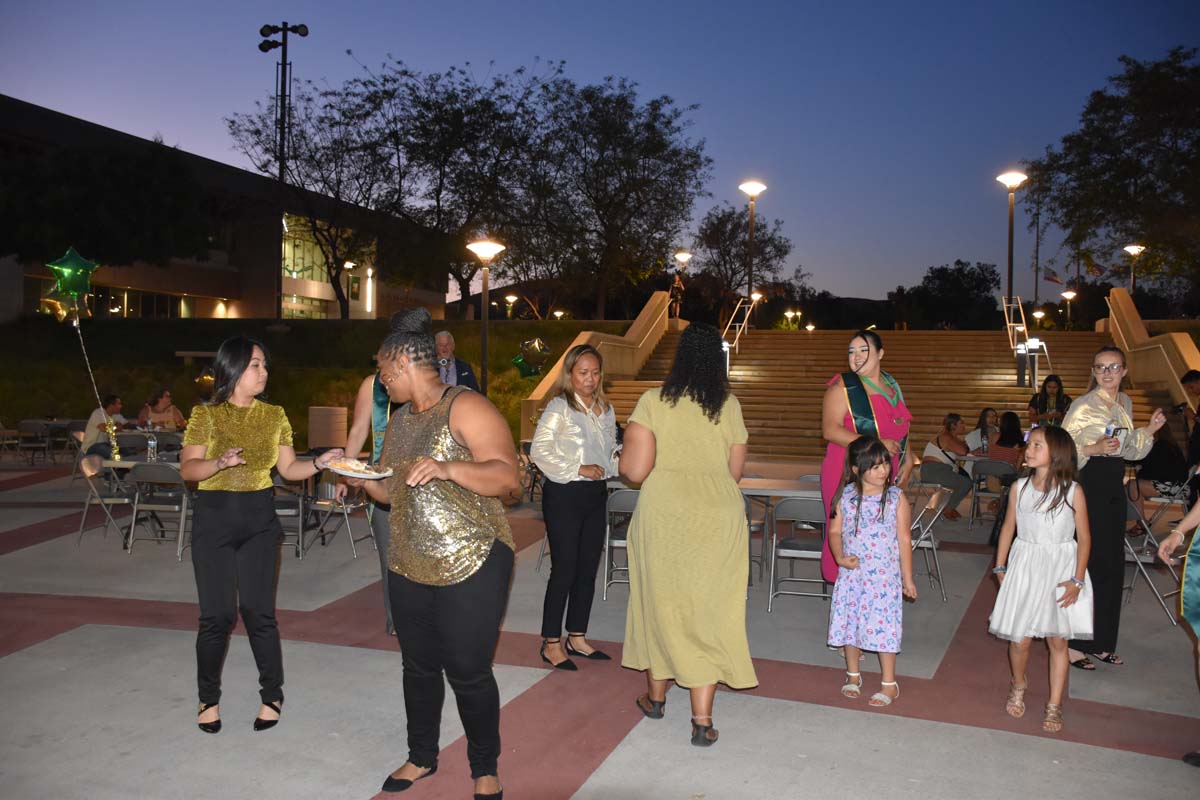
[1182,529,1200,634]
[370,373,391,466]
[841,371,908,456]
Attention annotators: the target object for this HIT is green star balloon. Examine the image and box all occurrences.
[46,247,99,299]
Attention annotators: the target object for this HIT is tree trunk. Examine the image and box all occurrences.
[456,275,475,320]
[329,264,351,319]
[593,263,609,320]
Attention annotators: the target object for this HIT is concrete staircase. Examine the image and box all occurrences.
[609,329,1171,462]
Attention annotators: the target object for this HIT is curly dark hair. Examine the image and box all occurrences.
[378,308,437,369]
[661,323,729,423]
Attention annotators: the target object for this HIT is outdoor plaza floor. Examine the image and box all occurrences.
[1,462,1197,799]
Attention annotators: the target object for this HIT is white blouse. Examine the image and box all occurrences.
[531,394,619,484]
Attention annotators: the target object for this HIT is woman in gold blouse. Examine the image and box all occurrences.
[180,337,343,735]
[1063,346,1165,670]
[347,310,519,800]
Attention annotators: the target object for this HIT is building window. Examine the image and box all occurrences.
[282,295,329,320]
[349,275,361,301]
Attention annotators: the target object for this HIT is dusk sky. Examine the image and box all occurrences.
[3,1,1197,301]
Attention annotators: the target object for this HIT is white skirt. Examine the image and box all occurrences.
[989,538,1093,642]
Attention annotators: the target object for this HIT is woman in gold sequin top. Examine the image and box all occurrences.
[347,310,519,800]
[180,337,343,736]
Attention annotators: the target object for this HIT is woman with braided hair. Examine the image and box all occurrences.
[345,308,520,799]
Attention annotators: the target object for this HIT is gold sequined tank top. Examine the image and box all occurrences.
[383,385,514,586]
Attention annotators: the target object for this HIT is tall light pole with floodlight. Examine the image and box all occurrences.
[259,21,308,319]
[996,171,1027,311]
[738,181,766,319]
[1124,244,1146,292]
[466,239,506,396]
[504,294,518,319]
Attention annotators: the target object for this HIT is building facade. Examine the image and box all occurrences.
[0,94,446,323]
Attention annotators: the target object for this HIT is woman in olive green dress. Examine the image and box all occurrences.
[620,322,757,748]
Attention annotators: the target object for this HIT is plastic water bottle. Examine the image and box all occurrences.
[146,432,158,462]
[980,426,989,455]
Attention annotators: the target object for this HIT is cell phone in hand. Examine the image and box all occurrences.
[1110,427,1128,449]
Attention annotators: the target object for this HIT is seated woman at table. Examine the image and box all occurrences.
[919,413,974,520]
[180,337,343,736]
[966,407,999,453]
[137,386,187,431]
[1132,425,1189,519]
[989,411,1027,471]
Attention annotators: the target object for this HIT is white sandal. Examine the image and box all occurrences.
[840,671,862,699]
[869,681,900,707]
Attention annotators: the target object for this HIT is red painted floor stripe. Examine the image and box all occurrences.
[0,466,71,491]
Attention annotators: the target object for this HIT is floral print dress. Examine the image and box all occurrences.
[827,486,904,653]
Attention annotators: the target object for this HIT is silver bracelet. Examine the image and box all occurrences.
[1069,577,1085,588]
[992,565,1007,574]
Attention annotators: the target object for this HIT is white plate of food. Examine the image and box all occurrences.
[327,458,393,480]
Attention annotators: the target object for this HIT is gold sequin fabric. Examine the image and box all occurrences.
[183,400,293,491]
[383,385,514,586]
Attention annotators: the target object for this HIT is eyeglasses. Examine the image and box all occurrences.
[1092,363,1124,375]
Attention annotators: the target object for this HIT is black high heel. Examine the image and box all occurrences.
[381,763,437,792]
[253,699,283,732]
[540,639,577,671]
[565,636,612,661]
[197,702,221,734]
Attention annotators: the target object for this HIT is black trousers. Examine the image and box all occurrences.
[389,540,514,778]
[191,488,284,706]
[1070,458,1127,654]
[540,479,608,639]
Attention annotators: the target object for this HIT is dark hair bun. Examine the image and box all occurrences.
[390,308,432,335]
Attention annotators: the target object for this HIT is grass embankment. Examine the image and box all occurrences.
[2,316,629,447]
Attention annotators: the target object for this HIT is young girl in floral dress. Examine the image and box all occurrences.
[827,436,917,706]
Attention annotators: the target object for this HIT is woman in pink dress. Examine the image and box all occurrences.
[820,330,913,583]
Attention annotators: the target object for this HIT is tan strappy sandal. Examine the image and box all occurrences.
[1005,682,1027,718]
[1042,703,1064,733]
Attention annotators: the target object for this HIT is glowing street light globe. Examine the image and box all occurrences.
[673,251,692,266]
[466,240,506,262]
[738,181,767,197]
[996,172,1028,190]
[1032,310,1046,320]
[1123,244,1146,258]
[1060,290,1077,301]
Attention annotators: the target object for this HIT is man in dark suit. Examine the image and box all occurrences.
[434,330,480,391]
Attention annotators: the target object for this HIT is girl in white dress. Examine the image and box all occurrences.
[990,426,1093,733]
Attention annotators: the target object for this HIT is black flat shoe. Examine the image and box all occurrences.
[1183,752,1200,768]
[473,779,503,800]
[197,702,221,734]
[1069,656,1095,671]
[566,639,612,661]
[253,700,283,732]
[381,763,437,792]
[635,694,665,719]
[690,716,718,747]
[540,639,577,671]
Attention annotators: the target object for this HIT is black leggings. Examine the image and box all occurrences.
[540,479,608,639]
[191,488,284,706]
[389,540,514,778]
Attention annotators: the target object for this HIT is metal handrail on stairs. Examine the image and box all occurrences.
[1003,295,1052,379]
[721,296,760,374]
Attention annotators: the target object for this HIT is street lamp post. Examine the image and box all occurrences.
[738,181,767,320]
[1123,244,1146,292]
[1060,289,1076,327]
[466,239,506,396]
[259,21,308,319]
[1032,309,1046,329]
[784,310,795,330]
[996,172,1028,312]
[504,294,518,319]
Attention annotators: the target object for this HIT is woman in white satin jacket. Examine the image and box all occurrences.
[531,344,619,670]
